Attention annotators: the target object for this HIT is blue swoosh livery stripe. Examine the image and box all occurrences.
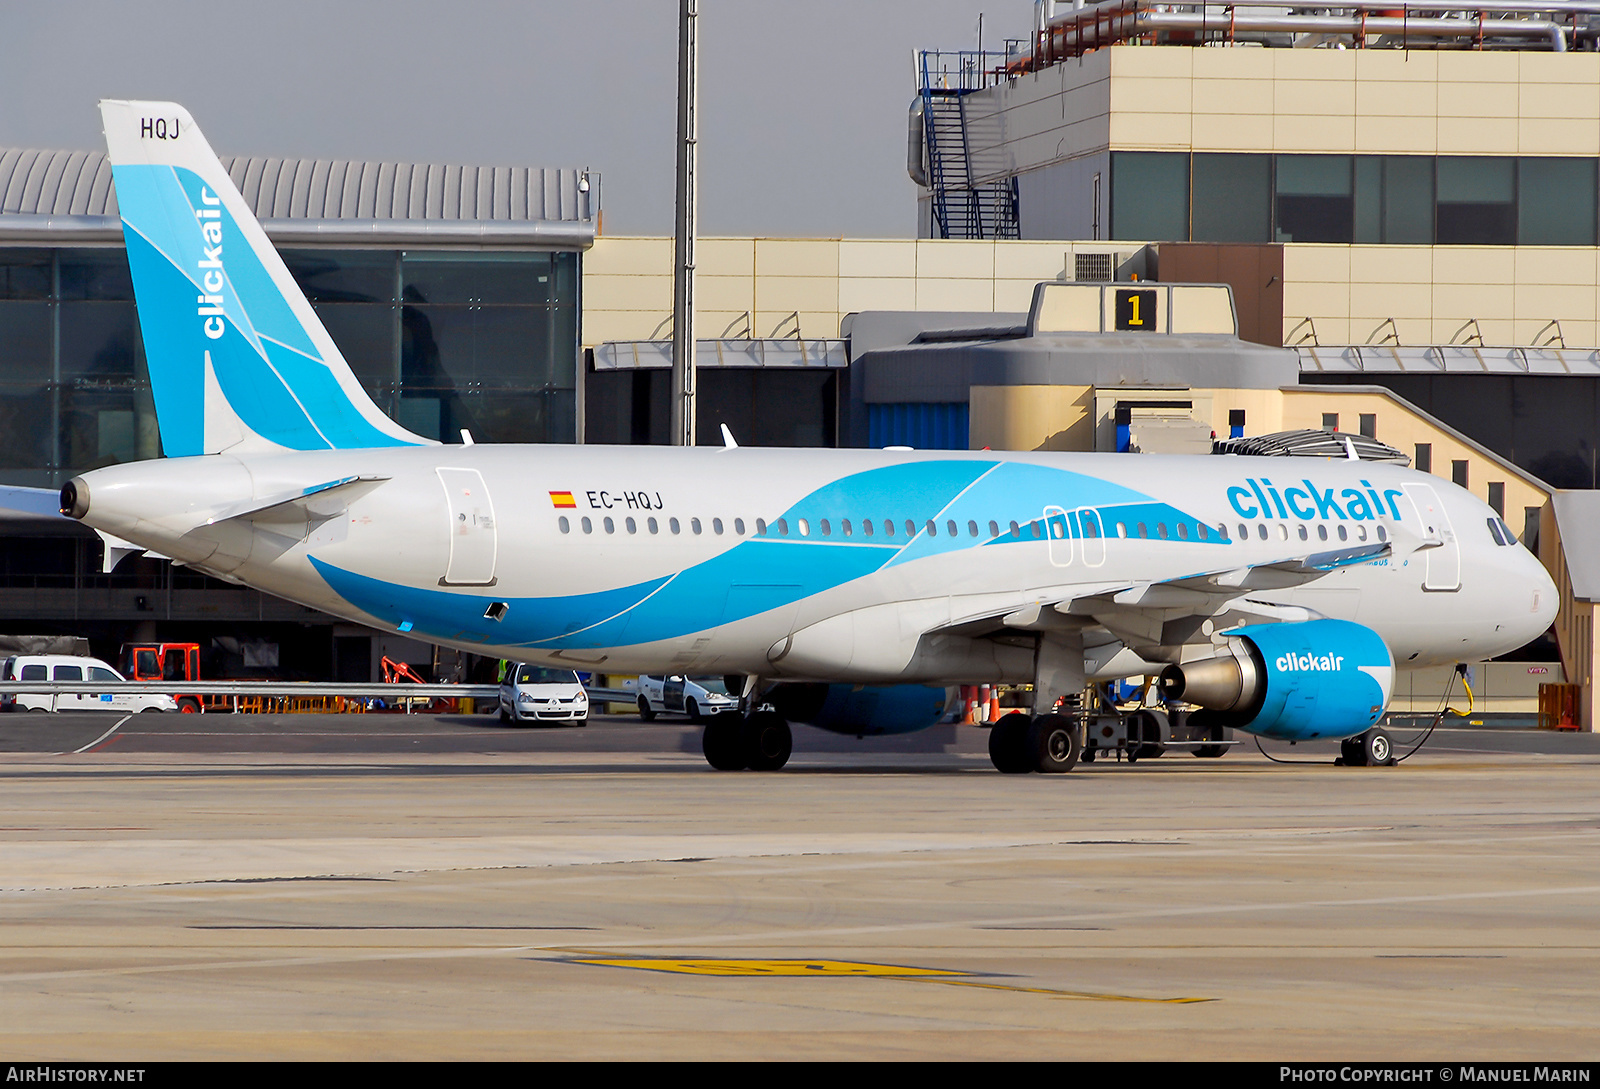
[310,461,1230,649]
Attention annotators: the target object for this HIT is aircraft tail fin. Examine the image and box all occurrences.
[99,100,434,456]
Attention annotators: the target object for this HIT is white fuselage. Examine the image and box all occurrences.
[69,445,1558,684]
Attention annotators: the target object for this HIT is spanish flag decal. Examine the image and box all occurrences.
[549,491,577,508]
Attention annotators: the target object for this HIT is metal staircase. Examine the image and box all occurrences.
[918,50,1020,240]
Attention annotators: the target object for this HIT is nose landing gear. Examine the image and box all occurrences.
[1338,727,1395,767]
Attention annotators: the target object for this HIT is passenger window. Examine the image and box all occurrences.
[841,519,852,537]
[1277,524,1289,540]
[691,517,702,534]
[734,518,746,535]
[967,520,978,537]
[582,516,593,534]
[1116,522,1127,539]
[862,519,873,537]
[558,516,570,534]
[90,667,119,682]
[1317,524,1328,541]
[819,519,830,536]
[1084,520,1099,539]
[1238,523,1248,539]
[1216,524,1228,540]
[1376,525,1388,542]
[626,517,638,534]
[905,519,916,537]
[1356,525,1367,542]
[926,520,938,537]
[670,517,680,534]
[797,519,809,537]
[53,665,82,681]
[777,518,789,536]
[1176,523,1188,540]
[885,520,896,537]
[647,517,658,534]
[1257,524,1267,539]
[988,520,999,537]
[1030,521,1043,539]
[1009,521,1020,538]
[21,665,45,680]
[1297,525,1308,541]
[1196,524,1207,541]
[949,520,960,537]
[1337,525,1348,541]
[604,517,615,534]
[736,519,746,536]
[1157,523,1168,540]
[1136,523,1148,539]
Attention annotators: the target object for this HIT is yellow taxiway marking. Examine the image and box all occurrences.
[573,957,957,977]
[569,956,1212,1002]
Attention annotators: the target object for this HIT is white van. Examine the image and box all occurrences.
[498,664,588,726]
[0,655,179,714]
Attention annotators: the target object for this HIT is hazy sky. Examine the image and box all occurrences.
[0,1,1023,237]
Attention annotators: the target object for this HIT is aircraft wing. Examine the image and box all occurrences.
[939,541,1391,652]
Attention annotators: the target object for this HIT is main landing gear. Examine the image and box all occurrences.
[988,711,1082,774]
[701,709,793,772]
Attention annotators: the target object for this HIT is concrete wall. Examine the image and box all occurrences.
[1388,661,1564,716]
[1283,244,1600,348]
[969,385,1094,451]
[582,237,1141,347]
[962,46,1600,181]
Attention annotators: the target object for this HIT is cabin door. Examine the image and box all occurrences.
[438,467,498,585]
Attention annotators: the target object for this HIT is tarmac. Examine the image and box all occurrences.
[1,710,1597,1061]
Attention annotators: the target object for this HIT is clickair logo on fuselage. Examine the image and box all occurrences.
[1225,477,1404,522]
[194,186,225,341]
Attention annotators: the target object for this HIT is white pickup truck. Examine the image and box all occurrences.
[635,675,739,722]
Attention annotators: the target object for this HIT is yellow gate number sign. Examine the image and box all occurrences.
[1114,288,1157,331]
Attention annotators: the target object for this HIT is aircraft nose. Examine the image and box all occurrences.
[1518,546,1560,641]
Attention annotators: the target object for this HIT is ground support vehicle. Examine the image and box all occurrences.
[636,675,739,722]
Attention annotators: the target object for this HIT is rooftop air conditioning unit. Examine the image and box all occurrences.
[1075,252,1114,282]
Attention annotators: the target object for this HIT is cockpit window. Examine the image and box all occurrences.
[1487,517,1518,546]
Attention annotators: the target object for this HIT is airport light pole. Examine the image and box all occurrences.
[671,0,698,446]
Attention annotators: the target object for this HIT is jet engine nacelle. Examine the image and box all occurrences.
[1157,619,1393,741]
[766,683,956,736]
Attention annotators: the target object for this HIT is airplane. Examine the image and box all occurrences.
[42,100,1560,773]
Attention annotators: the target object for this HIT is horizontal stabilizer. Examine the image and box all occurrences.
[0,485,68,521]
[205,475,390,526]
